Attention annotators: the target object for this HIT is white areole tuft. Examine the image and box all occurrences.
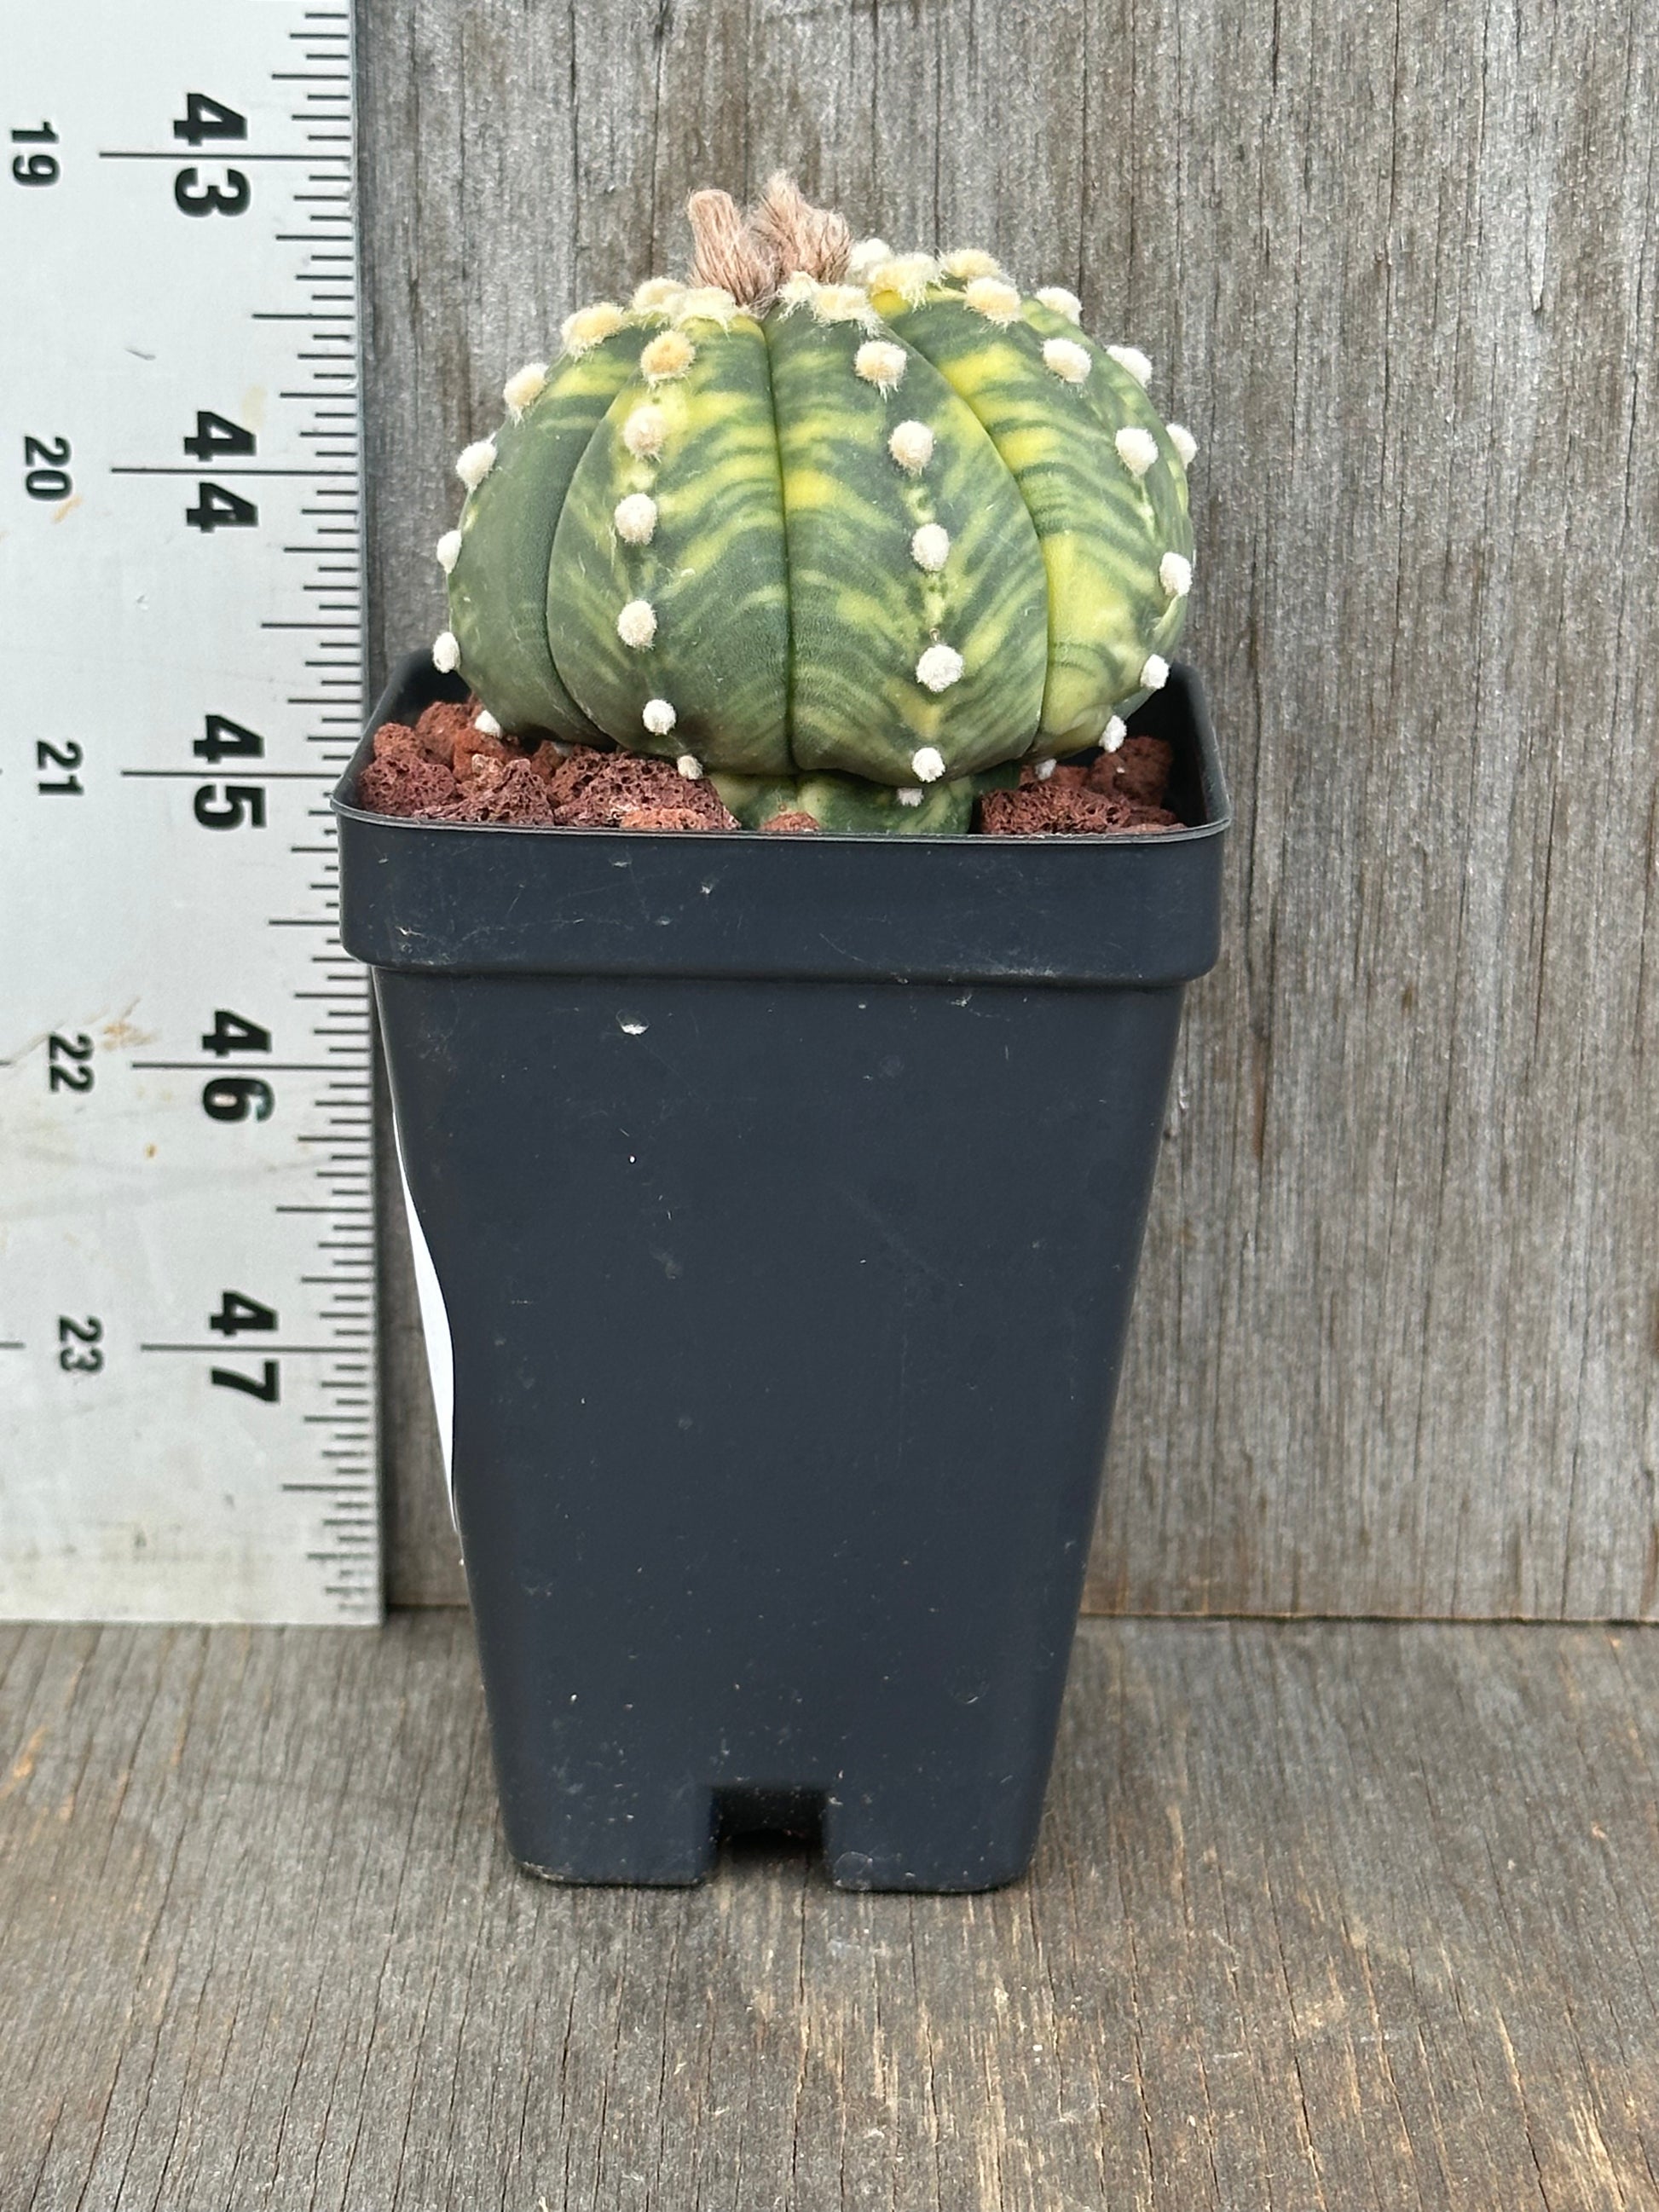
[560,301,624,355]
[942,248,1003,280]
[853,339,907,390]
[455,439,496,490]
[616,599,657,650]
[675,754,702,781]
[897,788,923,806]
[1103,715,1127,751]
[1035,286,1083,323]
[1114,425,1159,479]
[503,361,549,418]
[962,276,1021,326]
[887,419,935,474]
[1167,423,1198,468]
[910,747,946,783]
[1035,757,1057,780]
[1140,655,1170,690]
[1042,338,1091,384]
[632,276,685,313]
[613,493,659,545]
[473,708,501,736]
[1106,344,1153,389]
[915,645,963,694]
[1159,552,1193,598]
[435,529,462,574]
[642,698,677,736]
[431,631,460,673]
[910,523,951,572]
[622,405,668,459]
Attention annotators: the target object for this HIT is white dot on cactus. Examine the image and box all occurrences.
[676,285,737,326]
[1159,551,1193,599]
[613,493,659,545]
[675,753,702,781]
[560,301,625,355]
[1106,344,1153,389]
[777,272,819,310]
[1103,715,1128,752]
[1140,654,1170,690]
[1042,338,1091,384]
[869,252,941,305]
[622,405,668,459]
[435,529,462,575]
[847,236,893,278]
[455,439,496,490]
[1115,425,1159,478]
[942,248,1003,280]
[641,329,697,383]
[910,523,951,572]
[963,276,1022,325]
[910,744,947,781]
[503,361,548,418]
[1167,422,1199,467]
[632,276,685,313]
[854,339,907,390]
[642,697,677,736]
[617,599,657,650]
[916,646,963,695]
[473,708,502,737]
[1036,286,1083,324]
[1035,757,1057,780]
[897,787,924,806]
[431,631,460,673]
[888,419,935,473]
[812,283,877,326]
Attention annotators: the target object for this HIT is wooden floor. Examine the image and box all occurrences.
[3,1616,1656,2211]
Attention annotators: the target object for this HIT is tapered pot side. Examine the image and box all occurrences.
[335,654,1228,1891]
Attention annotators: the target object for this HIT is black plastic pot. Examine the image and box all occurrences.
[335,654,1228,1891]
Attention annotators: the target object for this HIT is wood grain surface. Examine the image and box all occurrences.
[356,0,1659,1617]
[4,1612,1658,2208]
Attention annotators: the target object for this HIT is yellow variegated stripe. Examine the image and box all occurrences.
[546,315,790,772]
[870,278,1188,752]
[448,324,648,741]
[763,303,1047,783]
[1021,296,1194,675]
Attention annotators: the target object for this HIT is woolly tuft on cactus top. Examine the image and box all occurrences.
[440,176,1194,833]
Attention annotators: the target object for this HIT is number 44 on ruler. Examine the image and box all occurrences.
[1,2,379,1625]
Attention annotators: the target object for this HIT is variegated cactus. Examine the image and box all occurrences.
[433,178,1196,832]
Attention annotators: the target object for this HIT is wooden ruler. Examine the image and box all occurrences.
[0,0,378,1622]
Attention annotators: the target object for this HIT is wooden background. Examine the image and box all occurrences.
[357,0,1659,1620]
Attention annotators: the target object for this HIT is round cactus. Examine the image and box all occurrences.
[436,177,1194,830]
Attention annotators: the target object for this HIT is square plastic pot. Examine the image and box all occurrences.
[335,655,1228,1891]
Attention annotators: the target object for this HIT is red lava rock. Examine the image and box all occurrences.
[616,804,729,831]
[980,783,1136,836]
[451,725,517,784]
[1095,734,1174,807]
[410,698,475,767]
[989,733,1182,835]
[552,751,737,829]
[442,754,556,826]
[356,713,1182,835]
[356,722,460,817]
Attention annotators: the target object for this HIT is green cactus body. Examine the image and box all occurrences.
[446,325,650,741]
[434,187,1196,829]
[549,308,793,774]
[711,759,1016,835]
[763,297,1047,784]
[867,269,1194,755]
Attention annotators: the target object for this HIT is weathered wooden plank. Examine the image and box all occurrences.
[3,1616,1659,2206]
[357,0,1659,1617]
